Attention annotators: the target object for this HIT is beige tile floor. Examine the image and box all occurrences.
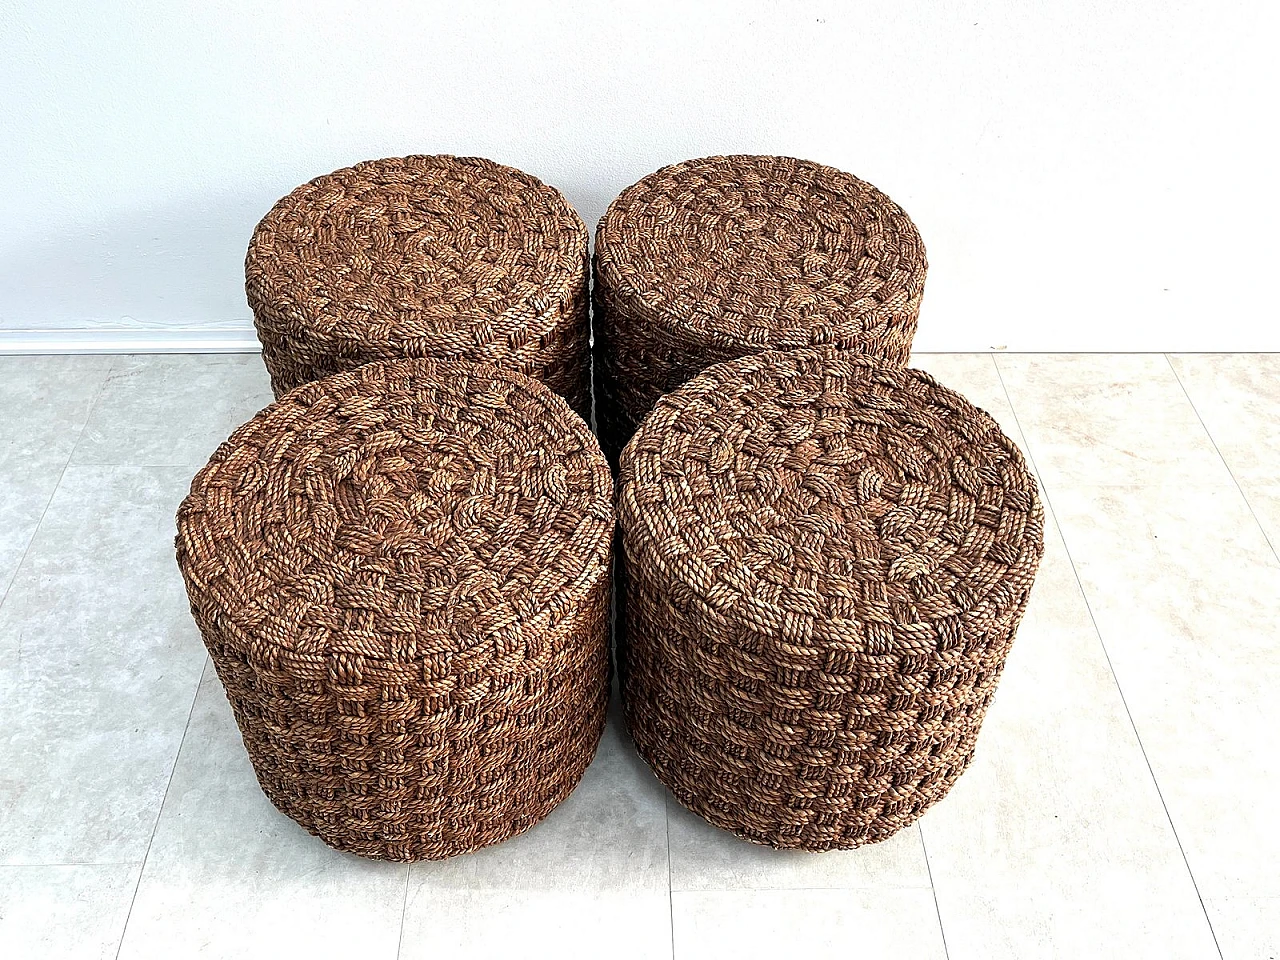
[0,352,1276,960]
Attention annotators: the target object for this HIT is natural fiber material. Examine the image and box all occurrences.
[175,357,614,861]
[247,155,591,416]
[594,155,927,456]
[618,348,1043,850]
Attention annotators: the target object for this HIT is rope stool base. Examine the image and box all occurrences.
[618,348,1043,850]
[176,358,614,861]
[594,155,928,458]
[247,155,591,418]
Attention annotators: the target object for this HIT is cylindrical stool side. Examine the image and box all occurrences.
[208,577,610,861]
[176,358,613,861]
[594,155,927,456]
[247,155,591,418]
[617,348,1042,850]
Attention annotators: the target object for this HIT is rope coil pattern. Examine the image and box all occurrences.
[247,155,591,416]
[594,155,928,457]
[175,357,614,861]
[618,348,1043,850]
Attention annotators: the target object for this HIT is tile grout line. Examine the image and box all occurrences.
[0,356,116,611]
[668,883,937,894]
[991,354,1224,960]
[0,861,141,869]
[113,658,209,960]
[665,792,677,960]
[916,825,952,960]
[394,865,411,960]
[1165,354,1280,568]
[67,355,119,463]
[915,351,1280,356]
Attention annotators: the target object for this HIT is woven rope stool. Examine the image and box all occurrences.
[618,348,1043,850]
[594,155,927,458]
[175,357,613,861]
[246,155,591,417]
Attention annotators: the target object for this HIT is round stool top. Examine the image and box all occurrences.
[177,357,613,673]
[246,155,588,357]
[596,155,927,354]
[619,348,1042,657]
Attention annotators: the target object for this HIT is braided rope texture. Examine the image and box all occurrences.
[175,358,614,861]
[618,348,1043,850]
[594,155,928,458]
[246,155,591,417]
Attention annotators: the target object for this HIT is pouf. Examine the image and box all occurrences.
[246,155,591,418]
[594,155,927,457]
[618,348,1043,850]
[175,357,614,861]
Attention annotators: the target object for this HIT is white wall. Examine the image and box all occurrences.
[1,0,1276,352]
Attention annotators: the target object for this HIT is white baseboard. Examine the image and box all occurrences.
[0,324,261,355]
[2,326,1257,357]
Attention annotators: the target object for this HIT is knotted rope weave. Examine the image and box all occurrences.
[618,348,1042,849]
[175,357,614,861]
[246,155,591,416]
[594,155,927,456]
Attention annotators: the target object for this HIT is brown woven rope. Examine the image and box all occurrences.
[618,348,1043,850]
[175,357,614,861]
[594,155,927,458]
[246,155,591,416]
